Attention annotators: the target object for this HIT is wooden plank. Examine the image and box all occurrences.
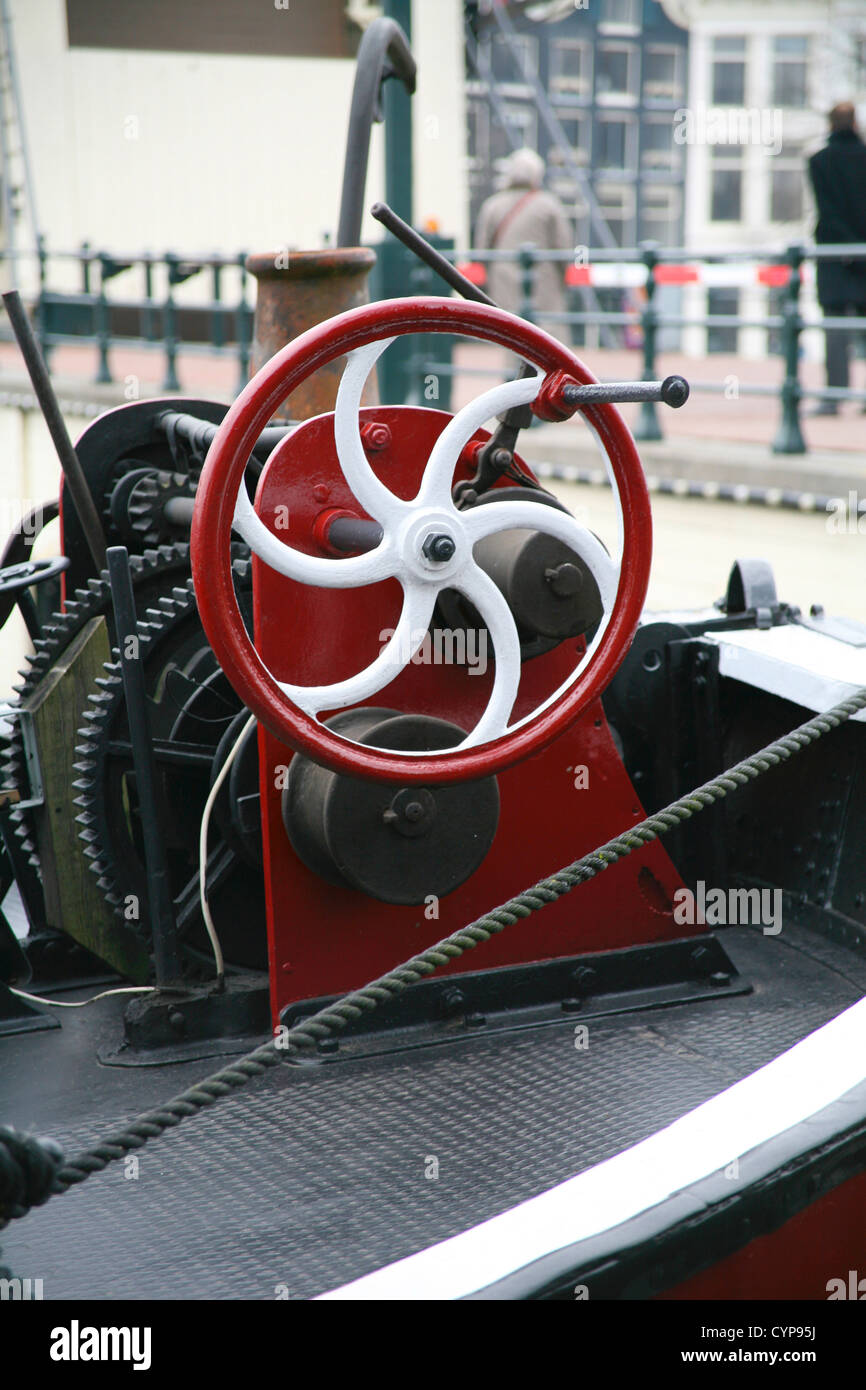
[25,615,150,981]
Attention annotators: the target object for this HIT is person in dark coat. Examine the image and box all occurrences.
[807,102,866,414]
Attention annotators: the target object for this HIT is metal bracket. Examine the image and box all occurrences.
[280,934,750,1064]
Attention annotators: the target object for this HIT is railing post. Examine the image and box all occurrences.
[211,260,224,350]
[634,241,662,442]
[771,242,807,455]
[162,252,180,392]
[142,255,155,346]
[236,252,250,390]
[35,233,50,366]
[95,252,113,384]
[518,243,536,323]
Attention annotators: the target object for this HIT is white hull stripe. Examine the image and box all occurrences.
[319,993,866,1300]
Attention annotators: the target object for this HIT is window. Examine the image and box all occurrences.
[489,103,538,165]
[641,116,681,173]
[467,99,488,171]
[640,186,682,247]
[772,37,808,108]
[597,115,637,171]
[710,149,743,221]
[550,39,592,98]
[770,145,805,222]
[490,32,538,91]
[643,46,684,102]
[551,181,589,244]
[550,111,591,167]
[600,0,640,26]
[595,182,636,246]
[596,44,638,100]
[707,288,740,353]
[712,36,746,106]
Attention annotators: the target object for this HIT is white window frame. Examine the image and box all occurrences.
[710,34,747,108]
[643,44,684,103]
[771,36,809,110]
[595,42,639,106]
[595,181,637,244]
[596,112,639,172]
[550,108,591,168]
[641,114,681,173]
[549,38,593,99]
[769,145,806,224]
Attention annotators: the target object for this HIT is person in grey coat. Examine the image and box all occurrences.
[807,102,866,414]
[474,148,573,343]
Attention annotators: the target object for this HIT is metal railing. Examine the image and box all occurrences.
[0,239,255,392]
[424,241,866,455]
[1,238,864,454]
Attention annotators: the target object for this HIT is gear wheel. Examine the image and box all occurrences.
[72,561,266,973]
[125,469,197,546]
[1,544,198,885]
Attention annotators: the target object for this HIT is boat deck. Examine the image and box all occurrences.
[3,919,866,1300]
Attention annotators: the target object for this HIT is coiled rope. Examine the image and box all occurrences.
[3,683,866,1233]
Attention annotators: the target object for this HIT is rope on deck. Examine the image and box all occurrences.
[3,683,866,1233]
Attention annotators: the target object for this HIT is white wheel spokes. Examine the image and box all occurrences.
[462,499,619,615]
[416,372,545,507]
[231,337,404,587]
[232,482,396,588]
[278,582,437,717]
[452,564,522,747]
[334,339,408,530]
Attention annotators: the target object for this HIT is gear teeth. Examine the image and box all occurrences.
[3,536,238,941]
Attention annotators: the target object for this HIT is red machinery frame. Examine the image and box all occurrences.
[191,299,694,1014]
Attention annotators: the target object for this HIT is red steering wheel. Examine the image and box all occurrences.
[191,297,652,785]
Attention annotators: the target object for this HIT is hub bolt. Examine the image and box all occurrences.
[422,533,456,563]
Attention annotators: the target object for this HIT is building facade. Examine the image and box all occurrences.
[2,0,469,297]
[661,0,866,357]
[465,0,690,250]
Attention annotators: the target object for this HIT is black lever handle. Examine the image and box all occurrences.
[371,200,495,305]
[560,376,690,409]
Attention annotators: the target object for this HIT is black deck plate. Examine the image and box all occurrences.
[2,923,865,1300]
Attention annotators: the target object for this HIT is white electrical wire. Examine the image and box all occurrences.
[198,712,257,986]
[12,715,257,1007]
[10,985,156,1008]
